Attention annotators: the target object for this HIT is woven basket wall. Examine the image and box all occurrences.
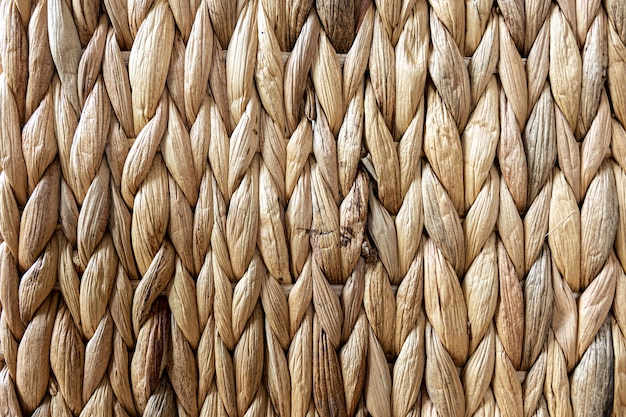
[1,0,625,415]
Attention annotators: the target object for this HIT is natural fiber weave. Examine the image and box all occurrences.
[0,0,625,415]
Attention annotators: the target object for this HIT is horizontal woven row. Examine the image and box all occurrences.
[1,0,626,416]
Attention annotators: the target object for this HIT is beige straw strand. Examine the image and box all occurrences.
[613,240,626,415]
[310,6,350,414]
[72,6,137,414]
[391,3,428,416]
[163,5,209,408]
[283,8,316,417]
[1,4,46,398]
[461,50,499,413]
[1,0,63,413]
[214,2,266,416]
[514,14,556,414]
[104,23,139,415]
[255,3,294,415]
[126,0,179,414]
[607,0,626,130]
[614,120,626,414]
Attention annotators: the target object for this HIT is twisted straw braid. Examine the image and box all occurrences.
[358,4,399,417]
[515,7,555,407]
[490,4,528,417]
[0,4,31,410]
[103,14,140,415]
[159,3,215,416]
[420,3,471,415]
[254,2,294,416]
[125,0,181,413]
[544,3,615,416]
[570,153,618,416]
[2,0,626,416]
[460,7,500,414]
[283,5,316,417]
[206,2,274,416]
[180,4,220,417]
[458,9,500,414]
[49,0,138,413]
[563,1,619,413]
[389,4,427,416]
[0,0,63,414]
[308,4,349,413]
[495,2,550,415]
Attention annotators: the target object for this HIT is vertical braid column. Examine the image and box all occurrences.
[202,4,234,414]
[555,1,618,415]
[309,2,343,283]
[287,178,313,417]
[339,260,369,417]
[23,0,80,414]
[160,3,217,416]
[209,1,265,415]
[312,255,346,417]
[125,0,178,413]
[309,55,348,417]
[327,2,394,415]
[330,4,370,409]
[547,2,612,416]
[385,1,428,416]
[494,1,534,416]
[390,7,428,395]
[101,6,139,415]
[307,1,357,416]
[196,53,227,417]
[178,2,218,416]
[254,1,293,416]
[46,0,84,414]
[498,1,552,415]
[0,1,60,414]
[316,2,370,416]
[0,12,47,365]
[518,2,558,413]
[573,144,618,414]
[286,258,313,417]
[421,1,469,415]
[361,0,424,414]
[68,13,135,414]
[283,5,316,416]
[335,3,372,416]
[493,241,523,417]
[196,107,217,416]
[461,5,500,415]
[544,5,584,413]
[165,1,197,134]
[392,242,425,417]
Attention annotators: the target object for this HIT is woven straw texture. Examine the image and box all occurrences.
[1,0,626,416]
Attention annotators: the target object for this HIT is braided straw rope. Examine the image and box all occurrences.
[1,0,626,416]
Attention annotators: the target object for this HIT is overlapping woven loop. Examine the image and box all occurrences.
[0,0,625,416]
